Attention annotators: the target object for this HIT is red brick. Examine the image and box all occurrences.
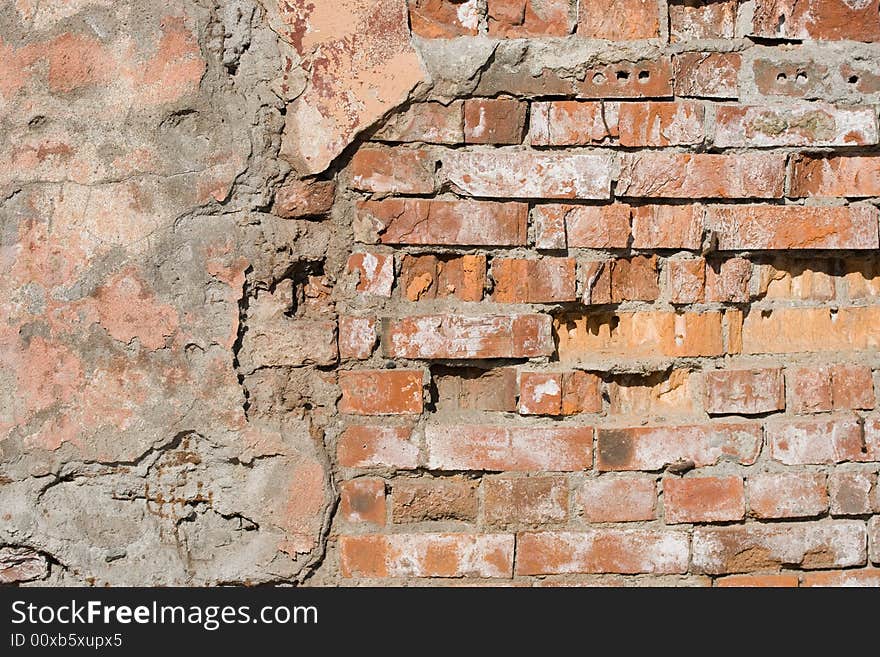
[425,425,593,471]
[408,0,480,38]
[347,252,394,297]
[561,371,603,415]
[666,258,706,304]
[529,101,616,146]
[766,415,872,465]
[617,153,785,199]
[714,104,878,148]
[577,476,656,522]
[752,57,832,98]
[390,477,478,522]
[464,98,527,145]
[487,0,575,36]
[829,471,877,515]
[535,204,631,249]
[788,367,833,414]
[358,199,528,246]
[436,368,519,412]
[577,59,673,98]
[748,472,828,519]
[791,155,880,198]
[578,0,660,39]
[841,60,880,94]
[338,316,377,360]
[400,254,485,302]
[752,0,880,41]
[705,205,879,251]
[704,368,784,416]
[339,478,386,525]
[610,256,660,302]
[516,530,689,575]
[705,258,751,303]
[715,573,800,587]
[556,311,725,360]
[340,534,514,578]
[274,178,336,218]
[664,476,746,524]
[693,521,867,574]
[673,52,741,99]
[631,205,703,250]
[492,257,577,303]
[617,101,704,147]
[373,101,464,144]
[742,307,880,355]
[337,426,419,469]
[608,370,699,418]
[831,364,875,410]
[383,314,553,359]
[802,569,880,587]
[519,371,602,416]
[669,0,737,41]
[349,147,436,194]
[872,517,880,564]
[597,423,761,471]
[483,475,568,526]
[442,151,613,200]
[338,370,424,415]
[581,260,612,305]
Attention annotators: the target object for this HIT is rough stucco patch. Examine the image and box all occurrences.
[265,0,427,174]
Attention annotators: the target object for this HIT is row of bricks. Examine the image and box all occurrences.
[337,520,880,578]
[339,470,880,526]
[348,252,880,305]
[336,415,880,471]
[335,306,880,361]
[409,0,880,43]
[364,100,880,150]
[337,366,877,417]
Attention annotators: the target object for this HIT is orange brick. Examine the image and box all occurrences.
[337,426,419,469]
[348,252,394,297]
[483,475,568,526]
[390,477,478,522]
[791,155,880,198]
[742,307,880,355]
[831,364,875,410]
[487,0,575,36]
[400,254,486,302]
[609,370,699,418]
[529,101,616,146]
[705,258,751,303]
[704,368,784,416]
[464,98,527,144]
[339,478,386,525]
[408,0,480,38]
[802,569,880,587]
[536,204,631,249]
[673,52,741,99]
[578,0,659,39]
[577,476,656,522]
[576,58,673,98]
[519,371,601,416]
[274,178,335,218]
[664,476,745,524]
[349,147,435,194]
[436,367,518,412]
[338,370,423,415]
[748,472,828,519]
[631,205,703,250]
[492,257,577,303]
[610,256,660,302]
[716,573,799,587]
[373,101,464,144]
[666,258,706,304]
[617,101,704,147]
[752,0,880,41]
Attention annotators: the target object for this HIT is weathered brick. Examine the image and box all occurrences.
[483,475,568,526]
[669,0,737,41]
[631,205,703,250]
[338,370,424,415]
[791,155,880,198]
[372,101,464,144]
[578,0,660,40]
[340,534,514,578]
[788,366,833,414]
[714,104,878,148]
[674,52,741,99]
[753,57,832,99]
[610,255,660,302]
[617,101,704,147]
[756,259,836,301]
[487,0,575,37]
[348,252,394,297]
[831,364,875,410]
[802,569,880,587]
[576,59,674,99]
[666,258,706,304]
[492,257,577,303]
[617,153,785,199]
[383,314,554,359]
[516,530,690,575]
[0,548,48,585]
[872,516,880,564]
[391,477,478,522]
[337,426,419,469]
[742,306,880,355]
[829,471,877,515]
[748,472,828,519]
[357,199,528,246]
[464,98,527,145]
[704,368,784,416]
[338,316,377,360]
[706,205,880,251]
[519,370,602,416]
[766,415,872,465]
[442,151,613,200]
[340,478,386,525]
[715,573,800,587]
[705,258,751,303]
[561,371,603,415]
[435,367,518,412]
[529,101,616,146]
[752,0,880,42]
[665,476,746,524]
[536,204,631,249]
[556,311,724,360]
[609,370,699,417]
[349,147,436,194]
[577,476,656,522]
[239,303,338,370]
[581,260,612,305]
[400,254,485,302]
[425,424,593,471]
[274,178,336,218]
[597,423,761,471]
[693,521,867,574]
[408,0,480,38]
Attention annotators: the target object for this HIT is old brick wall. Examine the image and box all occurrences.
[3,0,880,587]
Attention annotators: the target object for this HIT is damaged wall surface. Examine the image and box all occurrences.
[2,0,880,587]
